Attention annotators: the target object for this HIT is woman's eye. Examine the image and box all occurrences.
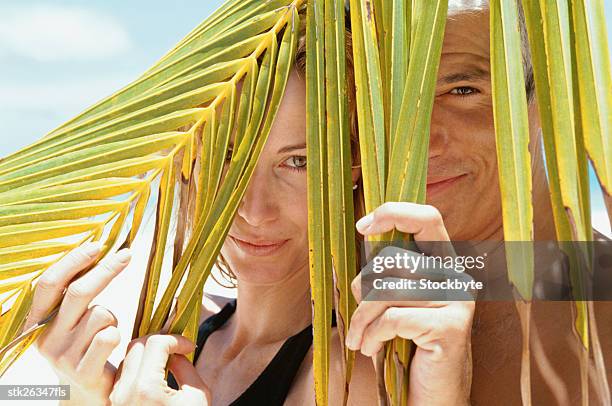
[449,86,478,97]
[283,156,307,171]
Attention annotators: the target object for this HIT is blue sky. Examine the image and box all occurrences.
[0,0,609,235]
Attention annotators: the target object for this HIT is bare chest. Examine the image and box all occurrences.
[194,334,286,406]
[470,301,585,405]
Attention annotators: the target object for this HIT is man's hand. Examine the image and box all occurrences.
[347,202,475,406]
[110,334,210,406]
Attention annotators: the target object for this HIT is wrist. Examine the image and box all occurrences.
[58,379,109,406]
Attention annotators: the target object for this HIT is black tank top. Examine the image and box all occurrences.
[167,299,336,405]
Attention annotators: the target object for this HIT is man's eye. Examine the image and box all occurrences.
[449,86,478,96]
[283,156,307,171]
[225,148,233,162]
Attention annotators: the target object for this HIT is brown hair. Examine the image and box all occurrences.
[215,18,365,287]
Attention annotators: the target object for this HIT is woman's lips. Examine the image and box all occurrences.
[230,236,288,257]
[426,174,467,196]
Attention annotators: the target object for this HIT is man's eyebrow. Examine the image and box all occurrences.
[437,68,490,85]
[277,143,307,154]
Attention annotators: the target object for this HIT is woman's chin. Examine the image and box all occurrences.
[232,266,297,285]
[225,255,309,285]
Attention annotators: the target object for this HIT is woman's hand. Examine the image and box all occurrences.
[23,242,131,406]
[110,334,210,406]
[347,202,475,406]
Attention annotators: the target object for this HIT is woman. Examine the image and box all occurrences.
[23,18,474,406]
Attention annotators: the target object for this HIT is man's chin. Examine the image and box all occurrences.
[425,196,471,236]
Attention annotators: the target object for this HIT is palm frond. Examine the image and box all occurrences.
[323,0,358,403]
[522,0,611,404]
[570,0,612,204]
[0,1,610,405]
[0,0,303,378]
[348,0,448,404]
[306,1,333,404]
[490,2,534,404]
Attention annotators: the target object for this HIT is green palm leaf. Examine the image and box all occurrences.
[0,0,304,379]
[570,0,612,204]
[306,1,333,404]
[490,0,534,300]
[348,0,447,404]
[522,0,610,403]
[490,2,534,405]
[323,0,358,404]
[348,0,386,213]
[0,1,610,405]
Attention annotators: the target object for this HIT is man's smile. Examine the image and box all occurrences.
[426,174,468,196]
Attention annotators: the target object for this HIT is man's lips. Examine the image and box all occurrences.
[426,174,467,196]
[229,235,288,256]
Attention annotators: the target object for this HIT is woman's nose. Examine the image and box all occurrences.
[236,167,278,227]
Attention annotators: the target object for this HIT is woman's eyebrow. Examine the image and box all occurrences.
[277,143,307,154]
[437,67,490,85]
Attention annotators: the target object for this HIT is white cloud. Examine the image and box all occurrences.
[0,4,131,62]
[0,76,131,112]
[593,209,611,238]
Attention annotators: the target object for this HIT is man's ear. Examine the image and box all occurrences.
[351,165,362,185]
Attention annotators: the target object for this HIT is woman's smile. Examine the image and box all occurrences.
[229,235,289,257]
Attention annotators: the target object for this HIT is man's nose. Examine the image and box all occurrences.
[236,166,278,227]
[429,102,449,159]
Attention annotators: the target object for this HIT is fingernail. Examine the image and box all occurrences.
[356,213,374,232]
[115,248,132,264]
[83,241,103,257]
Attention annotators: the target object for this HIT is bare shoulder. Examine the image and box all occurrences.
[199,293,235,325]
[329,328,378,405]
[345,343,378,405]
[593,228,610,242]
[290,327,378,405]
[162,293,235,332]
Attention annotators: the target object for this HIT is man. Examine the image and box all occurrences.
[349,0,612,405]
[349,1,611,404]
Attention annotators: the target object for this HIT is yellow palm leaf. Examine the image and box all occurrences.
[0,0,304,379]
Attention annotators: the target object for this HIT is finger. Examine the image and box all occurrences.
[345,300,443,351]
[345,300,388,351]
[361,278,470,302]
[167,354,208,393]
[360,307,438,356]
[168,358,210,406]
[65,305,118,364]
[56,249,131,331]
[25,242,102,332]
[363,246,461,279]
[140,335,196,382]
[356,202,451,242]
[77,325,121,378]
[115,337,147,388]
[169,377,209,406]
[358,274,477,303]
[351,272,362,301]
[352,249,452,301]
